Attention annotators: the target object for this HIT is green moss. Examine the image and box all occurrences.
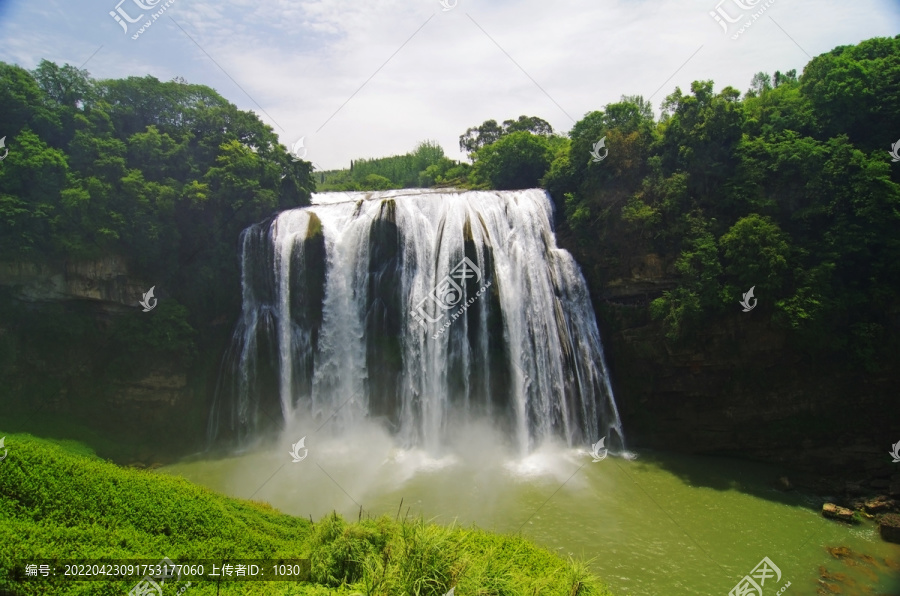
[0,433,615,596]
[306,212,323,240]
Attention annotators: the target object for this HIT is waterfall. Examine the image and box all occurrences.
[208,189,625,455]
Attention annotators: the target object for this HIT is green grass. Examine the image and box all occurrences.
[0,432,614,595]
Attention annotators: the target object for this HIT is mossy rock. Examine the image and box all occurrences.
[879,512,900,544]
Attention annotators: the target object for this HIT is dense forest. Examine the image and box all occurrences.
[539,37,900,376]
[1,35,898,462]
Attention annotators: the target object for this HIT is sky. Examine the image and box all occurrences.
[0,0,898,171]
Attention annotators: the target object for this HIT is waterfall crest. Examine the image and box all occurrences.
[209,189,624,455]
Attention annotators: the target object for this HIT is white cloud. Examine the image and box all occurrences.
[0,0,898,169]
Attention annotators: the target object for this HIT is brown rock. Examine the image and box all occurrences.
[822,502,855,522]
[880,513,900,544]
[863,495,895,514]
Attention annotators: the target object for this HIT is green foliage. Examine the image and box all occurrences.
[650,287,701,342]
[318,140,460,191]
[459,115,553,155]
[471,131,552,190]
[0,59,315,348]
[0,434,614,596]
[650,216,723,338]
[110,299,198,362]
[0,129,69,254]
[362,173,394,190]
[719,214,790,299]
[800,36,900,148]
[544,37,900,372]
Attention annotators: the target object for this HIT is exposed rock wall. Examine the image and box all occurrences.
[0,257,203,462]
[0,256,147,308]
[580,251,897,491]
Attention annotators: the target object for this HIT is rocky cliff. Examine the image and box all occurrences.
[0,256,207,464]
[577,250,898,493]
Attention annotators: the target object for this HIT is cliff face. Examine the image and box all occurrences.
[0,257,206,463]
[0,257,146,308]
[580,251,897,491]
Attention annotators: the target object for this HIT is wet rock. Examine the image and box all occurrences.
[879,513,900,544]
[826,546,854,560]
[864,495,896,514]
[822,502,855,522]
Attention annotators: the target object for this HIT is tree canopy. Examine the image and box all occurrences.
[539,35,900,373]
[0,60,315,360]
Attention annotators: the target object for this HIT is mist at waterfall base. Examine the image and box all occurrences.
[171,189,900,595]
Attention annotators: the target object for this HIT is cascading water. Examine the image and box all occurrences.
[208,189,624,455]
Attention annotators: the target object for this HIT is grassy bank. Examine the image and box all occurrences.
[0,433,613,595]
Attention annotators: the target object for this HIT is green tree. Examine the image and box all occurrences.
[471,131,551,190]
[0,129,68,255]
[799,36,900,149]
[363,174,394,190]
[719,214,790,302]
[459,115,553,156]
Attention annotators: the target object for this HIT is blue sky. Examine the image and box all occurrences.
[0,0,898,170]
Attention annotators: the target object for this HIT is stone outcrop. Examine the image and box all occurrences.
[879,513,900,544]
[0,256,202,464]
[0,256,150,310]
[822,503,855,522]
[863,496,896,514]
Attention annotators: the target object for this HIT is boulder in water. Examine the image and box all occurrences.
[863,495,896,514]
[879,513,900,544]
[822,502,855,522]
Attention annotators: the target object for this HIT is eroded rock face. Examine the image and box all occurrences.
[0,256,200,463]
[0,256,149,309]
[112,371,189,409]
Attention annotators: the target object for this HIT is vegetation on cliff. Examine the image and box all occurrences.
[318,35,900,376]
[461,37,900,376]
[0,61,315,455]
[0,433,612,595]
[0,60,315,354]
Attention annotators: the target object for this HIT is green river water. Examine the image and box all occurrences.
[163,424,900,595]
